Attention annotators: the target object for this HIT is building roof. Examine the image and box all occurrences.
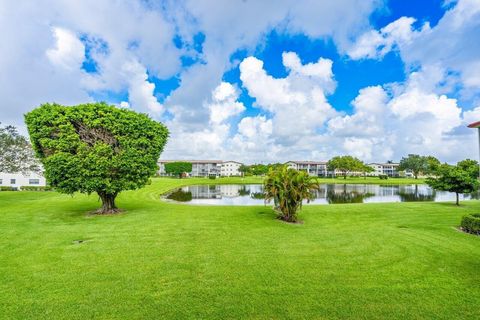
[286,160,327,165]
[158,160,223,164]
[468,121,480,128]
[222,160,244,165]
[368,162,399,166]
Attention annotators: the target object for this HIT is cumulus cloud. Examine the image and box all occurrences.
[240,53,337,144]
[122,60,163,115]
[208,82,245,124]
[326,67,475,162]
[347,17,425,59]
[46,27,85,70]
[161,82,246,160]
[347,0,480,99]
[2,0,480,163]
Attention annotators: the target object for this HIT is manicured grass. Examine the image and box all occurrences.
[1,177,479,319]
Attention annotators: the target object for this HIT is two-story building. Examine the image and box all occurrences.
[285,161,329,177]
[220,161,243,176]
[158,160,242,177]
[367,162,400,177]
[0,172,46,190]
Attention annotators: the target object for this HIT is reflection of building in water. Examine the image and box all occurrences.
[220,184,243,197]
[166,183,479,205]
[182,184,265,199]
[183,185,222,198]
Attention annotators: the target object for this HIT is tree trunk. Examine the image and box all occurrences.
[456,192,459,206]
[344,172,347,179]
[97,191,119,214]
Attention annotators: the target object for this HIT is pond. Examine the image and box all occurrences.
[163,184,480,205]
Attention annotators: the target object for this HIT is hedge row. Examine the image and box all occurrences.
[0,186,16,191]
[461,213,480,235]
[20,186,53,191]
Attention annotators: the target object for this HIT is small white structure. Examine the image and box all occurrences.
[0,172,46,190]
[220,161,243,176]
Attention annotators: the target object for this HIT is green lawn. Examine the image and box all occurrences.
[1,177,479,319]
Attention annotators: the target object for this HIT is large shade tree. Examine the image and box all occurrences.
[327,156,364,179]
[398,154,440,179]
[25,103,168,214]
[165,161,192,178]
[0,123,40,174]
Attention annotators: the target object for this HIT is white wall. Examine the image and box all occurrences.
[220,162,242,176]
[0,172,46,189]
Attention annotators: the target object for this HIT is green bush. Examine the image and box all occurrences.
[208,175,217,180]
[20,186,53,191]
[461,213,480,235]
[379,174,388,180]
[0,186,16,191]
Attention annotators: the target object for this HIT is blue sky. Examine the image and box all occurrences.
[1,0,480,163]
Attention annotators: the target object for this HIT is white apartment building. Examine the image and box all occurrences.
[0,172,46,189]
[286,161,329,177]
[220,161,243,176]
[158,160,243,177]
[367,162,400,177]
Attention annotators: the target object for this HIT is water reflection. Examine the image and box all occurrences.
[163,184,480,205]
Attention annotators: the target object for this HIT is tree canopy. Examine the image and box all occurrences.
[327,156,364,179]
[0,123,40,174]
[398,154,439,179]
[25,102,168,213]
[426,161,479,206]
[165,161,192,177]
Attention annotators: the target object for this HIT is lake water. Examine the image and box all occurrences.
[163,184,480,205]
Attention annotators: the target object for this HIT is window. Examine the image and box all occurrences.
[0,179,2,185]
[10,179,16,184]
[29,179,40,185]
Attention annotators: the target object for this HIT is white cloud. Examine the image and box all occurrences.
[240,53,337,143]
[237,116,273,138]
[161,82,246,160]
[208,82,245,124]
[347,0,480,100]
[46,27,85,70]
[326,67,475,162]
[121,60,163,115]
[347,17,424,59]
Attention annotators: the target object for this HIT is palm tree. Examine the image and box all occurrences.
[263,166,319,223]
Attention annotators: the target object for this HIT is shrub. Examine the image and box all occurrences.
[20,186,53,191]
[0,186,16,191]
[208,175,217,180]
[379,174,388,180]
[461,213,480,235]
[264,166,319,223]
